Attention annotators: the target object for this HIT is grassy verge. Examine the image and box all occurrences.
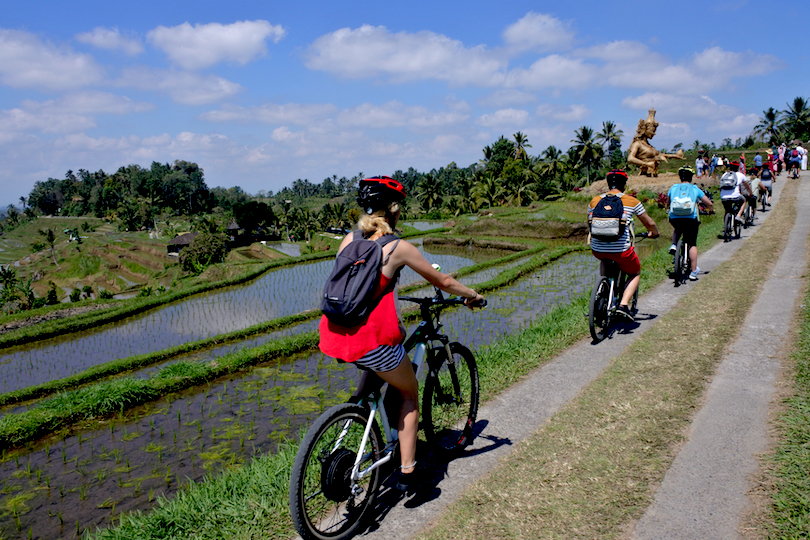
[766,246,810,536]
[416,181,796,539]
[81,218,719,538]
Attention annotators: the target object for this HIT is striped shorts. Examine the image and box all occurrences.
[354,344,406,373]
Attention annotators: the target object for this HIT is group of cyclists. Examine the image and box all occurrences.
[587,158,781,322]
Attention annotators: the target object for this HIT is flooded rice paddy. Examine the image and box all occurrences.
[0,251,597,539]
[0,240,507,394]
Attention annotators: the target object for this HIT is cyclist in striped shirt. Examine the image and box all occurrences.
[588,169,660,320]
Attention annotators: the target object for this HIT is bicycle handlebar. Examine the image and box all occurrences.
[399,295,487,309]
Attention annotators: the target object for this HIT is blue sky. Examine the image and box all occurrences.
[0,0,804,207]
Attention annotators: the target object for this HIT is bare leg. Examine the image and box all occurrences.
[375,356,419,474]
[621,274,640,306]
[689,245,698,272]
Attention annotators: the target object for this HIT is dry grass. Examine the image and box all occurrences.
[417,179,799,540]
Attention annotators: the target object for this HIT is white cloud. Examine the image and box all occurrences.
[505,55,597,89]
[0,91,153,135]
[147,20,285,70]
[337,101,469,130]
[502,12,574,53]
[622,92,739,120]
[75,27,143,56]
[305,25,505,85]
[0,29,104,91]
[478,89,537,108]
[536,103,591,122]
[475,108,530,128]
[118,67,241,105]
[200,103,337,125]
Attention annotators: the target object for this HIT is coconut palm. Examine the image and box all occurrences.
[512,132,532,161]
[414,174,443,213]
[753,107,783,143]
[782,97,810,141]
[503,169,538,206]
[471,172,504,209]
[38,228,58,267]
[571,126,603,185]
[595,121,624,153]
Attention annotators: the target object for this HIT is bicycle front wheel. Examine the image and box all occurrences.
[588,277,610,342]
[289,403,383,540]
[422,342,480,453]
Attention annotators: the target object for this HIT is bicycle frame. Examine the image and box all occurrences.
[345,287,456,490]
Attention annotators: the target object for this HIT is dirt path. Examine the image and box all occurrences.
[332,174,800,540]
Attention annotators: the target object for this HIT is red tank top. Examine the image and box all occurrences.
[318,273,404,362]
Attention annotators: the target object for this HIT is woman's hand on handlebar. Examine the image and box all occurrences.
[463,291,486,309]
[637,231,659,239]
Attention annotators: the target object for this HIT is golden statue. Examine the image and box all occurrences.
[626,108,684,176]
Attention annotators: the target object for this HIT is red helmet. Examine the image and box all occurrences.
[356,176,407,214]
[606,169,628,189]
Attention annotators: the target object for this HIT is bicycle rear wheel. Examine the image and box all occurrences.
[422,342,479,453]
[674,239,687,285]
[734,214,742,239]
[588,277,610,342]
[289,403,383,540]
[723,213,732,242]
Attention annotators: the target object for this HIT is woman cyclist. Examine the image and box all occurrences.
[318,176,484,491]
[667,166,713,281]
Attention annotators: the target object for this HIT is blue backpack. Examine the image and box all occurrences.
[321,231,400,327]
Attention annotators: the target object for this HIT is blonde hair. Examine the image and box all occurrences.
[356,201,400,236]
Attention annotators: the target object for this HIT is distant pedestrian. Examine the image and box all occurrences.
[710,154,718,177]
[754,152,762,169]
[799,143,808,170]
[695,154,704,178]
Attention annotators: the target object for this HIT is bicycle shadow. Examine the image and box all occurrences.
[592,312,658,343]
[356,420,511,535]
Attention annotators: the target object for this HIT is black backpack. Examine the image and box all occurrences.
[321,231,400,327]
[589,194,626,241]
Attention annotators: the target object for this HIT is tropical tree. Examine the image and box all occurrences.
[38,227,58,266]
[782,97,810,141]
[595,121,624,154]
[571,126,603,185]
[753,107,783,144]
[537,146,567,182]
[512,132,532,161]
[414,174,443,214]
[471,172,504,209]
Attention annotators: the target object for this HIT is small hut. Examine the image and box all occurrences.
[167,232,198,255]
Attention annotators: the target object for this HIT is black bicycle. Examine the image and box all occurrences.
[672,236,691,286]
[722,200,742,242]
[588,232,650,342]
[289,286,485,540]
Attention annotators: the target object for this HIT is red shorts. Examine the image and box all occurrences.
[592,248,641,275]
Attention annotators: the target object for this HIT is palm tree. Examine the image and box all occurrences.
[782,97,810,141]
[753,107,783,144]
[414,175,443,213]
[571,126,603,185]
[537,146,567,182]
[39,227,59,267]
[471,172,505,209]
[503,169,538,206]
[512,132,532,161]
[595,121,624,154]
[18,196,26,210]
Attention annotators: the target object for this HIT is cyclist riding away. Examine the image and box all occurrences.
[588,169,660,320]
[318,176,484,491]
[789,147,801,178]
[760,164,774,207]
[747,168,761,220]
[667,166,714,281]
[719,161,750,226]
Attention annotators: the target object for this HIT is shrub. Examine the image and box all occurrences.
[46,282,59,305]
[69,288,81,302]
[179,232,228,273]
[98,289,114,300]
